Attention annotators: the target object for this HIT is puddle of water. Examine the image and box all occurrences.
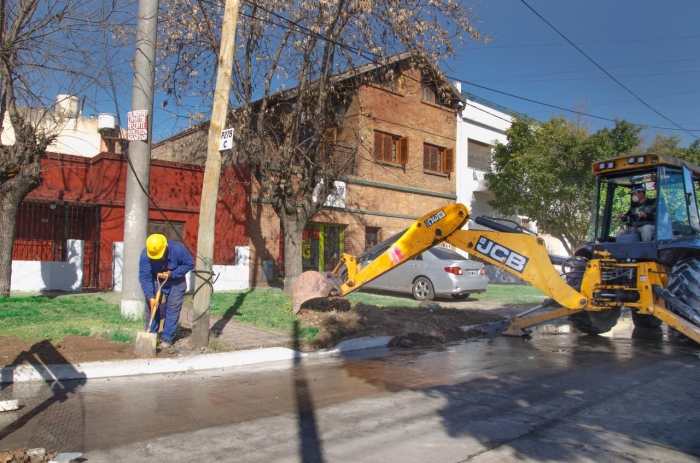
[530,313,671,342]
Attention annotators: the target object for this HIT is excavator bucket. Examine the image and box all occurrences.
[292,271,343,314]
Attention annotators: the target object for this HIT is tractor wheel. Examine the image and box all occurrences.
[569,307,622,335]
[565,266,622,335]
[412,277,435,301]
[665,257,700,341]
[666,257,700,311]
[631,309,663,328]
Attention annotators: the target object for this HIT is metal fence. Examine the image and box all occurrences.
[13,201,101,288]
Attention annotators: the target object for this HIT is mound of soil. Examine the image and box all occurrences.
[296,300,505,350]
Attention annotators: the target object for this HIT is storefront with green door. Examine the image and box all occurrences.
[301,224,345,272]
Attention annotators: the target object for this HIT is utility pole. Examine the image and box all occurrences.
[191,0,239,348]
[120,0,158,319]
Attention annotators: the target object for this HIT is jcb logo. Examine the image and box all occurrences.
[475,236,529,273]
[424,210,446,228]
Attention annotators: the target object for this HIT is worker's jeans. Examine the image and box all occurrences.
[144,279,186,342]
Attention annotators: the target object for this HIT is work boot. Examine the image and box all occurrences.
[160,340,172,349]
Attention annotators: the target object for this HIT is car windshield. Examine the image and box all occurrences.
[428,247,467,261]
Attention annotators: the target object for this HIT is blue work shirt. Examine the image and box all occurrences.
[138,240,195,299]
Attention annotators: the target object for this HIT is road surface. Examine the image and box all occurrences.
[0,314,699,462]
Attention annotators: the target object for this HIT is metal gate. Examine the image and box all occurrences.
[13,201,101,289]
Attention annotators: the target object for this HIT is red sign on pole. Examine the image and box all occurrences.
[127,110,148,141]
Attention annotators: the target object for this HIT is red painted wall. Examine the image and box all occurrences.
[23,152,251,288]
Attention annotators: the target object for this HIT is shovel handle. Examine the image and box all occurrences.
[148,274,169,333]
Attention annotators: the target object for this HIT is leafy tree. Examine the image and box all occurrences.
[647,133,700,165]
[157,0,484,292]
[0,0,131,297]
[486,116,641,255]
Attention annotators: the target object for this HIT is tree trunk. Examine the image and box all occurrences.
[281,215,304,295]
[556,233,573,256]
[0,187,24,297]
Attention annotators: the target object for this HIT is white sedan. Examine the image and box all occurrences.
[361,246,488,301]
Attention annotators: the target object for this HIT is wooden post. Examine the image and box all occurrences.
[191,0,239,348]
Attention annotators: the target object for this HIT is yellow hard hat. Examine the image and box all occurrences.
[146,234,168,260]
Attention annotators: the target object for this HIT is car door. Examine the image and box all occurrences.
[388,253,424,291]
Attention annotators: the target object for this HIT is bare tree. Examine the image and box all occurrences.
[158,0,483,292]
[0,0,134,297]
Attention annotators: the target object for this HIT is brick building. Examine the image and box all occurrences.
[154,53,465,286]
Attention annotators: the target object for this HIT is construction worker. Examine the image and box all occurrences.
[138,234,195,349]
[619,184,657,241]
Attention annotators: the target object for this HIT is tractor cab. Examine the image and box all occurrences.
[586,153,700,266]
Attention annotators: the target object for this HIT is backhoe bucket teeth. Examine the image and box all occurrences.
[292,271,343,314]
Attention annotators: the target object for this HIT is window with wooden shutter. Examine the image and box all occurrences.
[421,83,437,104]
[442,148,454,173]
[468,139,493,171]
[423,143,442,172]
[373,131,404,164]
[397,137,409,164]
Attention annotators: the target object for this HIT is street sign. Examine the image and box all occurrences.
[219,128,234,151]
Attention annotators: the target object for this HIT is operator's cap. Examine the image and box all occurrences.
[629,184,645,194]
[146,234,168,260]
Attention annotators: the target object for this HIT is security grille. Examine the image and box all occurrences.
[13,201,101,289]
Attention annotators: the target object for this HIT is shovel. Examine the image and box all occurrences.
[134,275,169,358]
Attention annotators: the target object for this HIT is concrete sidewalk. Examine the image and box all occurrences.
[179,311,293,351]
[0,334,395,384]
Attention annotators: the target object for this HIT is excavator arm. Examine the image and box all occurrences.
[292,203,586,314]
[444,230,587,310]
[292,203,469,313]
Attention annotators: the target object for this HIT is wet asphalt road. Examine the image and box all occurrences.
[0,315,699,462]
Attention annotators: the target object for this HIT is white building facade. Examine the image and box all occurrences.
[453,83,567,281]
[454,83,512,224]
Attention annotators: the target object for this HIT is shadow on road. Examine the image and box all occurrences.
[0,340,87,449]
[293,320,325,463]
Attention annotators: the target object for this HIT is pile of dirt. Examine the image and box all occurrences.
[296,300,505,350]
[0,299,510,366]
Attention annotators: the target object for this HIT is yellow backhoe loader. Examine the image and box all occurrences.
[292,153,700,344]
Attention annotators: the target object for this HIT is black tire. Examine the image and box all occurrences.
[412,277,434,301]
[569,307,622,335]
[665,257,700,340]
[451,293,470,300]
[631,308,663,328]
[666,257,700,310]
[565,261,622,335]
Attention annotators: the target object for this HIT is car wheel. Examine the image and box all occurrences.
[451,293,470,300]
[412,277,434,301]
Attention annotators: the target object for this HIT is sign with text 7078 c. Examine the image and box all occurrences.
[219,128,234,151]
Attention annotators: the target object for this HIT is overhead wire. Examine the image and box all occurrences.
[241,0,699,136]
[518,0,698,140]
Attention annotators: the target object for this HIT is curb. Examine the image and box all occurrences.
[0,336,395,384]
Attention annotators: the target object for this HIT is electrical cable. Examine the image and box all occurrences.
[239,1,699,136]
[518,0,698,140]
